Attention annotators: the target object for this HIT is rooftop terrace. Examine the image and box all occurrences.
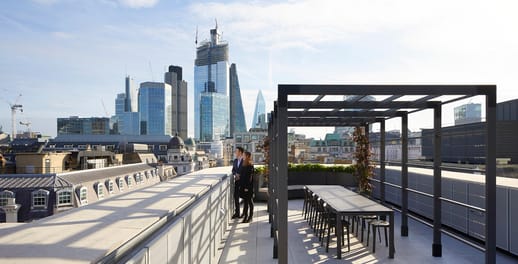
[220,200,517,264]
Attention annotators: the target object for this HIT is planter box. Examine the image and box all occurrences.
[253,171,358,201]
[287,171,357,187]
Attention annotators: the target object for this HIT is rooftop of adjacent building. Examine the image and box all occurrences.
[0,166,230,263]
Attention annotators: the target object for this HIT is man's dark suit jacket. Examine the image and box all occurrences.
[232,158,242,185]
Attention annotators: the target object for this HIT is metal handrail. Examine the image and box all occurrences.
[368,178,486,213]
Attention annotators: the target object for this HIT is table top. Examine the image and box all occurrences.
[306,185,393,214]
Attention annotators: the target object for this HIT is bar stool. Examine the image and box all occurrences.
[308,193,318,229]
[302,186,310,218]
[356,215,378,242]
[322,203,350,252]
[367,219,390,253]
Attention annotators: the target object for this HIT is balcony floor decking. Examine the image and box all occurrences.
[219,200,517,264]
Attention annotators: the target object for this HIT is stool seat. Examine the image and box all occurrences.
[367,220,390,253]
[370,220,390,227]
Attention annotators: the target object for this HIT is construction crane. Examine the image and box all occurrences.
[101,99,109,116]
[19,121,31,134]
[6,94,23,141]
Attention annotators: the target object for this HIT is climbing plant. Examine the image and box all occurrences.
[353,126,374,194]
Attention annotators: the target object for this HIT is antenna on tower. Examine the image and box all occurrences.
[195,25,198,45]
[215,18,218,29]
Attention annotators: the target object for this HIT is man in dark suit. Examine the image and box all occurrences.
[232,146,244,219]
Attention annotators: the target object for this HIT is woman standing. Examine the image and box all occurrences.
[239,151,254,223]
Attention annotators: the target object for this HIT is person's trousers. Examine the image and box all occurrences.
[233,184,240,216]
[242,190,254,218]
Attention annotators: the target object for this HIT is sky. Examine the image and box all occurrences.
[1,0,518,139]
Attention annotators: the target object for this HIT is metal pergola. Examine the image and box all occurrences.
[268,84,497,264]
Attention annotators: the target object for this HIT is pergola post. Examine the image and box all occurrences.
[380,119,386,203]
[277,90,289,264]
[432,104,442,257]
[268,113,273,224]
[401,113,409,236]
[271,106,278,258]
[485,89,497,263]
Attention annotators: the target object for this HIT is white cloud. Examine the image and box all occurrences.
[117,0,159,8]
[31,0,61,5]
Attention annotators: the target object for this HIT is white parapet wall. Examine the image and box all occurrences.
[0,166,233,264]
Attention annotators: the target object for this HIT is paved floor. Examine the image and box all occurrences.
[219,200,518,264]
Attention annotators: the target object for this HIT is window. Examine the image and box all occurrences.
[56,189,72,206]
[64,144,73,149]
[118,178,124,191]
[127,175,133,188]
[0,190,14,206]
[32,189,49,209]
[159,145,167,151]
[79,186,88,205]
[107,180,114,194]
[97,183,104,199]
[45,159,51,174]
[78,145,87,150]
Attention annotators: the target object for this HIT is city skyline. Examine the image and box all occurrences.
[1,0,518,139]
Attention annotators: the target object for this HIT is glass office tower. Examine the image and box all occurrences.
[117,112,140,135]
[194,25,229,140]
[115,93,126,115]
[57,117,110,135]
[229,63,247,135]
[252,90,266,128]
[200,92,229,142]
[164,65,188,139]
[139,82,172,136]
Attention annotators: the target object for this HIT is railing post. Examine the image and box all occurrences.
[380,119,386,204]
[432,104,442,257]
[401,113,409,237]
[485,88,497,264]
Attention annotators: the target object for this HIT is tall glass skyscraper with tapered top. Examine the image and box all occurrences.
[194,24,230,141]
[252,90,266,129]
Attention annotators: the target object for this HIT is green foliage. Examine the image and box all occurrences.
[353,126,374,194]
[287,163,355,173]
[254,166,267,175]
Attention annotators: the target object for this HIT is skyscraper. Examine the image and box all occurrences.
[229,63,247,135]
[252,90,266,129]
[115,93,126,115]
[138,82,172,136]
[125,76,138,112]
[164,65,188,139]
[200,92,229,142]
[194,24,230,140]
[334,95,376,136]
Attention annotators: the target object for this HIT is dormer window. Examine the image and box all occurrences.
[31,189,50,209]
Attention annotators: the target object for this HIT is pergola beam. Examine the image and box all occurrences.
[287,110,406,118]
[281,84,491,96]
[287,101,442,109]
